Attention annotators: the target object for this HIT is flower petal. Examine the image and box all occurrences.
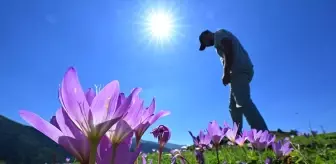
[19,110,63,143]
[123,98,144,128]
[56,108,86,140]
[117,93,126,108]
[149,110,170,124]
[91,80,120,125]
[135,122,151,140]
[146,98,156,116]
[98,134,140,164]
[96,117,123,138]
[120,131,134,149]
[50,116,60,130]
[97,135,112,164]
[59,67,90,127]
[115,143,141,164]
[85,88,96,106]
[58,136,90,163]
[110,87,142,120]
[107,120,133,144]
[141,154,147,164]
[188,131,199,146]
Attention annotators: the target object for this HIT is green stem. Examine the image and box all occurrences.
[89,140,99,164]
[184,158,191,164]
[111,143,118,164]
[215,145,220,164]
[258,151,262,163]
[290,142,309,164]
[241,146,248,162]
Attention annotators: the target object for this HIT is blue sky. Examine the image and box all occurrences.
[0,0,335,145]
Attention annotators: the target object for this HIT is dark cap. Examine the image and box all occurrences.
[199,30,211,51]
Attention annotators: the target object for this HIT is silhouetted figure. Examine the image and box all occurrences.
[198,29,268,134]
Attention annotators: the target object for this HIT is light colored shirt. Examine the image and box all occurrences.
[214,29,253,74]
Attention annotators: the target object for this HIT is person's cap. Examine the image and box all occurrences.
[199,30,211,51]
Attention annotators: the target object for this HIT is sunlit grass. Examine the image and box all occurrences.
[138,132,336,164]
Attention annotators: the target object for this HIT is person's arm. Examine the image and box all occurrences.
[220,38,233,76]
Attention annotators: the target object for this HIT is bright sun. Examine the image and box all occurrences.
[143,9,176,44]
[148,12,173,39]
[135,3,184,47]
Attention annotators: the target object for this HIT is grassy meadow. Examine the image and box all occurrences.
[56,131,336,164]
[140,132,336,164]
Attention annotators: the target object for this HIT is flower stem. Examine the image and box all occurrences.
[242,145,247,154]
[215,145,220,164]
[184,158,191,164]
[258,151,262,163]
[158,146,163,164]
[89,140,99,164]
[111,143,118,164]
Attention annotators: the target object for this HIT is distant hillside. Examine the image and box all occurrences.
[0,115,182,164]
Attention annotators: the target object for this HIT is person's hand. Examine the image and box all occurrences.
[222,74,230,86]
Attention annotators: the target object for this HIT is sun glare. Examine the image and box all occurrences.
[148,12,173,39]
[135,2,185,47]
[141,9,179,45]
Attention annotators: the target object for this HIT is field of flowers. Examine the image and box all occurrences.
[139,131,336,164]
[18,67,336,164]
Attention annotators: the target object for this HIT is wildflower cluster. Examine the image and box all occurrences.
[187,121,293,164]
[20,67,170,164]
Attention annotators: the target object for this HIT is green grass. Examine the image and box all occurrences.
[139,132,336,164]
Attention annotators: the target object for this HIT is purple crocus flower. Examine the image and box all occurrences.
[221,121,230,135]
[188,131,200,146]
[208,121,225,164]
[235,130,249,147]
[188,130,210,164]
[20,67,141,164]
[123,98,170,147]
[272,139,294,158]
[58,67,139,143]
[194,148,205,164]
[235,135,247,147]
[151,125,171,148]
[199,130,212,147]
[188,130,211,149]
[65,157,70,163]
[20,108,90,163]
[207,121,225,147]
[225,122,239,143]
[96,132,141,164]
[151,125,171,164]
[247,129,275,151]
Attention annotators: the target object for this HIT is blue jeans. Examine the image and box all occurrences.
[229,69,268,133]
